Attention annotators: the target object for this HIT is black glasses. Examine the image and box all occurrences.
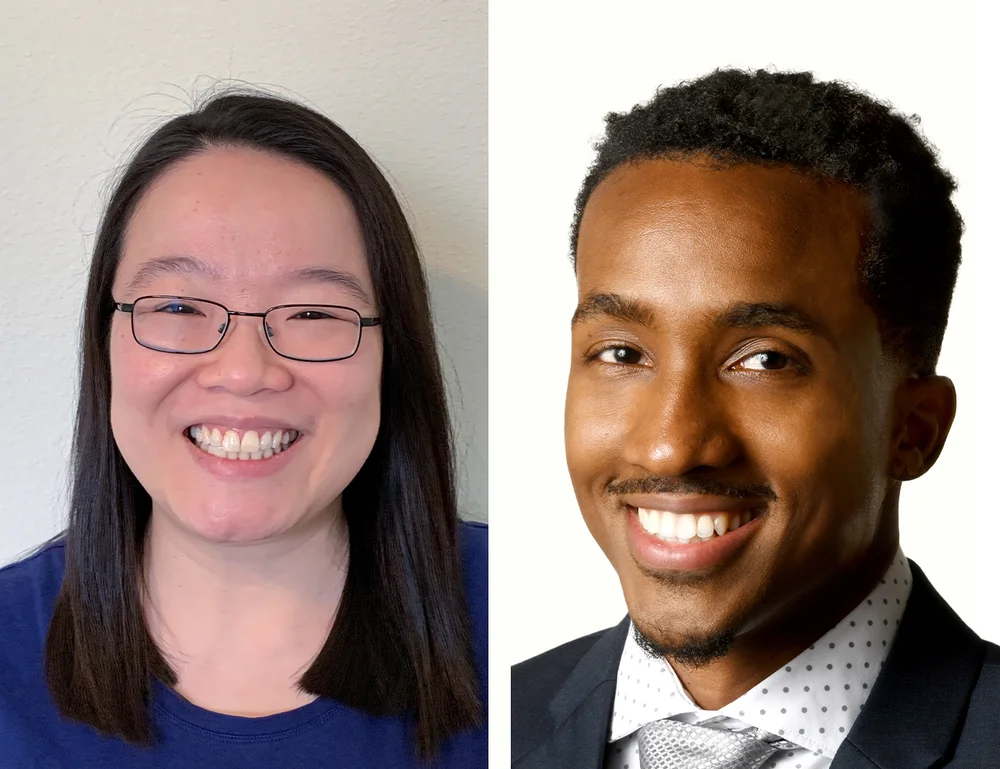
[114,295,382,363]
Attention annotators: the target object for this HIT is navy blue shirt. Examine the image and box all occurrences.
[0,521,487,768]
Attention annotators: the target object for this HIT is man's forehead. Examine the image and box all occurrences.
[573,158,874,339]
[578,157,865,265]
[577,158,866,294]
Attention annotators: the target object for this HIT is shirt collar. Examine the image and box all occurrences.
[608,549,913,759]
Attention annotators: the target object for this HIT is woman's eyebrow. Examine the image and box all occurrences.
[125,257,371,305]
[282,266,371,305]
[126,255,218,292]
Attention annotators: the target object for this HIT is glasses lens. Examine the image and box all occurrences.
[265,305,362,361]
[131,297,227,353]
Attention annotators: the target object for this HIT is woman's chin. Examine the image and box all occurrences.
[161,504,301,545]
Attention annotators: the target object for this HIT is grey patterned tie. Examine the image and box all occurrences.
[638,718,794,769]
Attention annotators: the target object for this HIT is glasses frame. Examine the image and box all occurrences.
[113,294,382,363]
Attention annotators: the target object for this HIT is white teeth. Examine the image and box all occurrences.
[190,424,299,461]
[222,430,240,453]
[637,507,759,543]
[646,509,660,534]
[240,431,260,453]
[676,514,697,541]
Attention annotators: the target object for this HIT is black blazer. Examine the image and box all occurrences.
[512,562,1000,768]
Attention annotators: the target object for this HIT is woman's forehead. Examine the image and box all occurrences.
[116,146,372,294]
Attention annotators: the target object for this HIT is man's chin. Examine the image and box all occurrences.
[632,619,737,668]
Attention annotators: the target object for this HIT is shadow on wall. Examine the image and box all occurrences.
[425,266,487,524]
[387,155,487,526]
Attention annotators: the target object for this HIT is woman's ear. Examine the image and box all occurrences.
[888,375,957,481]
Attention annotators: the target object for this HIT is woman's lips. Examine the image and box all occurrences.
[184,431,301,479]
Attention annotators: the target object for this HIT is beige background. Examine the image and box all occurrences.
[0,0,487,565]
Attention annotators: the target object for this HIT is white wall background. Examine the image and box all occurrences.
[0,0,487,566]
[490,0,995,685]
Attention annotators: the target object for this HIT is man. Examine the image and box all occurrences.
[511,69,999,768]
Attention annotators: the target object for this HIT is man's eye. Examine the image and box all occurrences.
[737,351,791,371]
[595,346,645,365]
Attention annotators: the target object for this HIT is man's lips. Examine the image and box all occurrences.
[619,493,769,515]
[622,498,766,573]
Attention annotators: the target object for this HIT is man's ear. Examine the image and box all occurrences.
[888,375,957,481]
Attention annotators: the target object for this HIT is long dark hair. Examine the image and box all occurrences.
[44,92,481,758]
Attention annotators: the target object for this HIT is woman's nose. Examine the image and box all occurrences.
[194,315,293,396]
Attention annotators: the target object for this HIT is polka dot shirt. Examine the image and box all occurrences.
[604,550,912,769]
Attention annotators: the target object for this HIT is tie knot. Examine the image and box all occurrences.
[638,718,781,769]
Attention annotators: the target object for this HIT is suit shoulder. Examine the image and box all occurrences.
[512,627,619,764]
[949,640,1000,762]
[972,639,1000,694]
[510,628,614,713]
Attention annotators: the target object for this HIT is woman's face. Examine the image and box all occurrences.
[109,147,382,544]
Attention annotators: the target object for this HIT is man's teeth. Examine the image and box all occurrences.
[637,507,756,543]
[187,425,298,461]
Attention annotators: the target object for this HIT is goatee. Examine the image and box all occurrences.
[633,622,736,668]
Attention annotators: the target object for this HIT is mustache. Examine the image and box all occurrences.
[606,475,777,502]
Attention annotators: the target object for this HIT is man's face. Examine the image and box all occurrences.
[566,157,906,656]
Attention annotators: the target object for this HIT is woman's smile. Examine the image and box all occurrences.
[187,425,301,460]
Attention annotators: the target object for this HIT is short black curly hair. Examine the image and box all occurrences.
[571,68,963,376]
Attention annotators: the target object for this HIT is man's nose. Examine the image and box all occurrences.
[622,364,742,478]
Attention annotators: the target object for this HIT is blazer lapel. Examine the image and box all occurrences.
[515,618,630,769]
[831,561,986,769]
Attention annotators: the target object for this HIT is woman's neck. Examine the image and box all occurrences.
[141,506,349,716]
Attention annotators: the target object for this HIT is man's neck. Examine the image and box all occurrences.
[141,506,349,715]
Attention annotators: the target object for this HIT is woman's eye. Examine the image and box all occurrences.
[737,350,791,371]
[293,310,334,321]
[595,346,645,365]
[156,302,199,315]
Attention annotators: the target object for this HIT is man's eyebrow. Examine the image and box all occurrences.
[716,302,826,336]
[126,255,219,292]
[571,294,827,338]
[126,257,372,306]
[282,266,372,305]
[572,293,656,328]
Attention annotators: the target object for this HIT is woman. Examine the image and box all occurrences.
[0,93,486,766]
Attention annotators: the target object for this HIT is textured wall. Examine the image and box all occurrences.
[0,0,486,564]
